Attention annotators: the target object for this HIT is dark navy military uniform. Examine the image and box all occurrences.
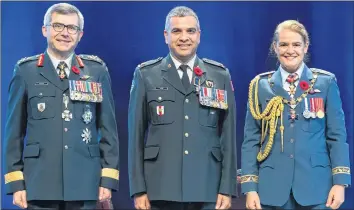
[4,52,119,206]
[128,55,237,206]
[241,65,351,208]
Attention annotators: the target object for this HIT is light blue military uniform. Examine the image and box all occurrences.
[3,52,120,203]
[241,64,351,208]
[128,55,237,204]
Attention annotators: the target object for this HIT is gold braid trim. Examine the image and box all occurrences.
[4,171,24,184]
[240,175,259,184]
[332,167,350,175]
[248,75,284,162]
[101,168,120,180]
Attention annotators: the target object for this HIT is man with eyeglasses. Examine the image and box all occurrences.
[3,3,119,209]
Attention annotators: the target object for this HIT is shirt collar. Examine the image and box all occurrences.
[280,62,304,85]
[170,53,197,71]
[47,50,74,69]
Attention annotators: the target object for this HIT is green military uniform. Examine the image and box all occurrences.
[4,52,120,208]
[128,54,237,208]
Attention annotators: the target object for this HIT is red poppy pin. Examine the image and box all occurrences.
[72,66,80,75]
[194,66,203,76]
[299,81,309,91]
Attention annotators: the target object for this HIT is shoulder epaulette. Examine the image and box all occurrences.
[310,68,335,77]
[79,54,104,65]
[17,54,41,66]
[137,57,163,69]
[258,70,275,77]
[202,58,226,69]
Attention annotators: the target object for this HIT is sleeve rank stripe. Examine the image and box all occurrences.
[240,174,259,183]
[4,171,24,184]
[101,168,119,180]
[332,167,351,175]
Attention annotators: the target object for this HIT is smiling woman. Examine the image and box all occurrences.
[271,20,309,73]
[241,20,351,210]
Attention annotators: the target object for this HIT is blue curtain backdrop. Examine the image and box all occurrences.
[1,1,353,209]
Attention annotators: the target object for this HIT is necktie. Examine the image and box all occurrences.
[180,65,190,90]
[58,61,68,80]
[286,73,299,97]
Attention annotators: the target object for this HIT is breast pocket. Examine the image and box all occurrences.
[29,88,56,120]
[199,106,219,127]
[147,91,175,125]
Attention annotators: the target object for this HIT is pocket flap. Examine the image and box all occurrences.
[147,91,175,102]
[211,147,222,161]
[24,144,40,158]
[311,153,330,167]
[88,145,101,157]
[144,146,160,160]
[29,88,56,99]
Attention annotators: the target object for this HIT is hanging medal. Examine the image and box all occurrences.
[193,77,201,94]
[303,98,311,119]
[62,94,72,121]
[310,98,316,118]
[82,105,93,124]
[316,98,325,119]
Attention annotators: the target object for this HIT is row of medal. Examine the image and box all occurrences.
[62,93,93,144]
[303,97,325,119]
[193,77,229,110]
[199,87,228,110]
[69,80,103,103]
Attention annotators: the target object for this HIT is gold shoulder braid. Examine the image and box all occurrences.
[248,72,319,162]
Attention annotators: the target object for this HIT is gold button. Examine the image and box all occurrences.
[185,115,189,120]
[184,150,189,155]
[185,133,189,137]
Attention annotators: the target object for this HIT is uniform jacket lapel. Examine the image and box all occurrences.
[161,55,186,95]
[38,52,66,91]
[269,68,290,99]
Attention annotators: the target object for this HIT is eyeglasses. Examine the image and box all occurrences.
[47,22,81,35]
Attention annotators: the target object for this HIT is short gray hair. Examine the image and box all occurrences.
[165,6,200,31]
[43,3,84,31]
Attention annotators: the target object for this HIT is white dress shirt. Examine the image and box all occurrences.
[170,54,197,83]
[280,62,304,92]
[47,50,73,77]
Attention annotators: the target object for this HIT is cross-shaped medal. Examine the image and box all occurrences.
[62,110,73,121]
[62,94,72,121]
[288,109,298,122]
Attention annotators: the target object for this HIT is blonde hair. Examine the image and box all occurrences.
[270,20,310,60]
